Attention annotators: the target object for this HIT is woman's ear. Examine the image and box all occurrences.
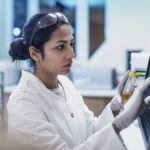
[29,46,41,61]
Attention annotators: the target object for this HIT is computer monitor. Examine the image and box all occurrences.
[126,50,141,70]
[138,56,150,149]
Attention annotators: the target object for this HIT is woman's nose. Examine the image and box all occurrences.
[66,47,75,59]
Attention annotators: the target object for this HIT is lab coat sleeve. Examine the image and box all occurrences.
[7,98,126,150]
[95,102,115,130]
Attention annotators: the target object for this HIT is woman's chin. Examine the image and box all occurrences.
[60,69,71,75]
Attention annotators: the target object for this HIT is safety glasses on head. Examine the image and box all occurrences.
[30,12,69,45]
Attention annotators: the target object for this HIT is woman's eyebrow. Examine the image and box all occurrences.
[55,39,74,44]
[55,40,67,44]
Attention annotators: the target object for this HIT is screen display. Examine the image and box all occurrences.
[138,57,150,148]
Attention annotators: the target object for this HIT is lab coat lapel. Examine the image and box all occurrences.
[58,77,86,145]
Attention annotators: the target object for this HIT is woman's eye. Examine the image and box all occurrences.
[56,45,64,50]
[70,42,74,48]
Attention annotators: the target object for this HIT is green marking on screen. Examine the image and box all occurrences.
[136,72,146,76]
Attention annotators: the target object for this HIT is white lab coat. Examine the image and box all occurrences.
[7,69,127,150]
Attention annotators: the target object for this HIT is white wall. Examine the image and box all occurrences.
[89,0,150,72]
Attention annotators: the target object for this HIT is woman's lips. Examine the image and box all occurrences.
[64,63,72,68]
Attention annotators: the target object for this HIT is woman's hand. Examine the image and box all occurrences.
[113,77,150,130]
[110,71,130,115]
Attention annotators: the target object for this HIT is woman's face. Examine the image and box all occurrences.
[37,24,75,76]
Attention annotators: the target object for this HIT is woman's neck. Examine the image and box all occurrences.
[34,67,58,89]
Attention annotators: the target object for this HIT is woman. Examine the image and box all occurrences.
[7,12,150,150]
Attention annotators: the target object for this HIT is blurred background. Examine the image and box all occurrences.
[0,0,150,86]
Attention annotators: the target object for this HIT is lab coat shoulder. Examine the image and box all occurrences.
[7,81,43,113]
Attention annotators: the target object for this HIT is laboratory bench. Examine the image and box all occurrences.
[79,89,115,116]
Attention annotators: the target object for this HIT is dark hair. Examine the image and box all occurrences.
[9,12,68,62]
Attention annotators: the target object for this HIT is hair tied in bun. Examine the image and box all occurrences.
[9,37,29,61]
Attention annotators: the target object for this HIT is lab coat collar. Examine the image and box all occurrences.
[21,67,47,89]
[21,68,68,104]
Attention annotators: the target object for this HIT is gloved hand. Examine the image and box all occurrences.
[113,77,150,130]
[110,71,130,111]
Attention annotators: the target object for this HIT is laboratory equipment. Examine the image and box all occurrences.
[138,56,150,149]
[121,71,138,103]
